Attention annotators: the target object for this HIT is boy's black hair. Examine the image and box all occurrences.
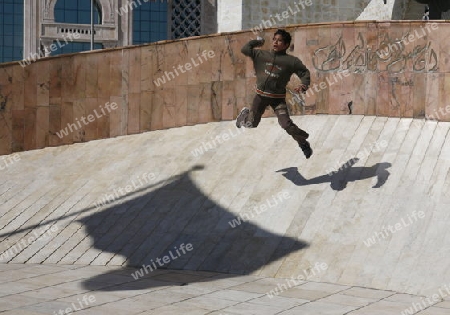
[274,29,292,46]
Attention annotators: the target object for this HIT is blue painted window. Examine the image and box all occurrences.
[133,1,168,45]
[55,0,101,24]
[56,42,103,55]
[0,0,24,63]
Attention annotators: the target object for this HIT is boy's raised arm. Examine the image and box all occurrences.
[241,37,265,58]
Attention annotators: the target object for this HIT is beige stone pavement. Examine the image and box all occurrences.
[1,115,450,314]
[1,263,450,315]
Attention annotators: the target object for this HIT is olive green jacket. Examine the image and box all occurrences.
[241,39,311,98]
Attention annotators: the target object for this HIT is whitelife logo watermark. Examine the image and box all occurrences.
[191,121,252,157]
[228,191,291,228]
[425,104,450,121]
[326,139,388,176]
[153,50,216,87]
[266,262,329,298]
[251,0,313,34]
[287,69,351,109]
[93,172,157,209]
[363,211,425,248]
[52,294,96,315]
[410,104,450,129]
[19,33,81,67]
[0,224,59,261]
[56,101,118,139]
[0,154,20,171]
[131,243,194,280]
[400,283,450,314]
[116,0,159,16]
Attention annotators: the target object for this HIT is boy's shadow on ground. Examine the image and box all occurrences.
[277,158,391,191]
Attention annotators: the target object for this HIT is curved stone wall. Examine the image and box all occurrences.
[0,20,449,155]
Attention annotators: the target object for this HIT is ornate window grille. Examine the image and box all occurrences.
[170,0,201,39]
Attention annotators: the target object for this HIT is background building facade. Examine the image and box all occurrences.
[0,0,217,64]
[0,0,447,64]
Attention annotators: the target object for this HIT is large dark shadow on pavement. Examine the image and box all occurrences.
[80,165,309,291]
[277,158,391,191]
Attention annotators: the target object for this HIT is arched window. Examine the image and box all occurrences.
[55,0,102,24]
[133,1,168,45]
[51,0,103,56]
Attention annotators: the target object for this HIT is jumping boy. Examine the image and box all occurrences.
[236,29,313,159]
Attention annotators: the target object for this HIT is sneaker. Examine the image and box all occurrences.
[236,107,250,128]
[300,141,313,159]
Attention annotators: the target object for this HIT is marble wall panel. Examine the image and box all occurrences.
[230,78,247,120]
[424,73,441,120]
[128,93,141,134]
[82,98,98,142]
[152,45,167,88]
[187,86,201,125]
[198,83,214,124]
[232,34,248,80]
[60,101,73,145]
[364,73,377,116]
[61,57,76,103]
[351,73,365,116]
[110,51,123,97]
[161,87,177,129]
[72,99,86,143]
[222,35,239,81]
[436,23,450,73]
[96,97,111,140]
[306,25,327,114]
[36,106,49,149]
[23,108,36,150]
[393,72,414,118]
[221,81,237,121]
[376,72,390,117]
[129,48,141,95]
[150,88,164,131]
[98,53,111,99]
[36,61,50,107]
[11,109,23,153]
[110,96,124,138]
[23,63,37,109]
[49,59,62,106]
[48,105,61,147]
[210,38,224,83]
[85,54,99,98]
[193,42,215,84]
[11,66,24,112]
[73,55,86,101]
[175,86,188,127]
[412,73,426,118]
[161,42,184,87]
[438,73,450,121]
[140,46,155,92]
[140,91,153,131]
[0,66,14,154]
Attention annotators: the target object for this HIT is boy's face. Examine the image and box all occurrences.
[272,34,289,52]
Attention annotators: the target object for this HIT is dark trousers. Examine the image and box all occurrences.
[247,94,309,144]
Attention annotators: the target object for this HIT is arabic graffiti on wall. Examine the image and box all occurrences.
[312,32,438,74]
